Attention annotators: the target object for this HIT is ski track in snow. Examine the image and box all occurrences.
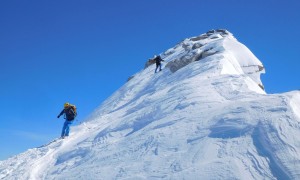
[1,29,300,179]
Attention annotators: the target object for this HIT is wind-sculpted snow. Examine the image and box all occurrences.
[1,30,300,179]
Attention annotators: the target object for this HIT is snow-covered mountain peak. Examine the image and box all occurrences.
[146,29,265,92]
[1,30,300,180]
[96,29,266,121]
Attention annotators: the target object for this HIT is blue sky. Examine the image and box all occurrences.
[0,0,299,160]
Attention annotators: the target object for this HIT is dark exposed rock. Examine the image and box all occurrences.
[165,52,202,73]
[207,29,230,37]
[197,48,219,60]
[216,29,229,35]
[210,36,219,39]
[182,43,191,51]
[206,30,216,35]
[190,35,209,41]
[192,43,204,50]
[258,65,264,72]
[165,46,220,73]
[198,50,219,61]
[190,29,230,42]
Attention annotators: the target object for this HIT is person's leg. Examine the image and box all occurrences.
[65,121,73,137]
[159,64,162,71]
[155,65,159,73]
[61,121,68,137]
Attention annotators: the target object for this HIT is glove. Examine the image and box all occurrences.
[57,115,60,118]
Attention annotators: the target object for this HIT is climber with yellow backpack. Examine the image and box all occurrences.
[57,102,77,138]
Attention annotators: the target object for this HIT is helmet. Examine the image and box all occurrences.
[64,102,70,108]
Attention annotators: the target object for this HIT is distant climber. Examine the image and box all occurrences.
[154,55,164,73]
[57,102,77,139]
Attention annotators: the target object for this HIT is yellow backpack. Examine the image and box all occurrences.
[69,104,77,116]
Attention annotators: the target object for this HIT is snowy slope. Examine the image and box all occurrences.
[1,29,300,180]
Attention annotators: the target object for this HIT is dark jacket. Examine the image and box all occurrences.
[155,56,164,65]
[58,107,76,121]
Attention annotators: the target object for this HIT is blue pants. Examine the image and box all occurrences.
[61,120,73,137]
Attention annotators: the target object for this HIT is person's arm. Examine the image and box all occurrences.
[57,109,64,118]
[157,56,164,62]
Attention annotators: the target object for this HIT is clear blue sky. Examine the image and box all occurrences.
[1,0,299,160]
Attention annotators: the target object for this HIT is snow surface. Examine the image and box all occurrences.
[1,29,300,180]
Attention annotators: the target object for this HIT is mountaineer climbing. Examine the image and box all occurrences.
[57,102,77,139]
[154,55,164,73]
